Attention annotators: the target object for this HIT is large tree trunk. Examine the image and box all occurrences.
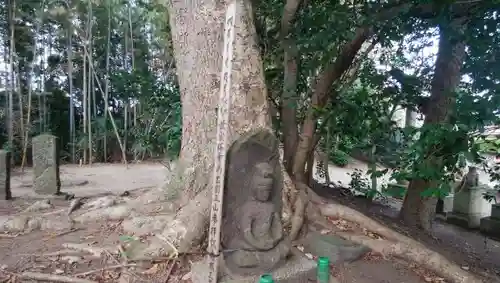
[167,0,223,201]
[165,0,273,250]
[400,20,466,231]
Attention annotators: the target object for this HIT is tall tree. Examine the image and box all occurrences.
[400,19,467,231]
[162,0,275,250]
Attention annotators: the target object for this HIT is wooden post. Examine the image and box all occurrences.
[206,2,236,283]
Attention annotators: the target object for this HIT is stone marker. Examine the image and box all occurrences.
[300,231,370,265]
[192,130,316,283]
[32,134,61,195]
[447,167,491,228]
[480,204,500,239]
[0,150,11,200]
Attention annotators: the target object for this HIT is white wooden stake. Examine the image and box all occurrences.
[206,2,236,283]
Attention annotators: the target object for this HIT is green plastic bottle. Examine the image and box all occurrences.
[259,274,274,283]
[317,257,330,283]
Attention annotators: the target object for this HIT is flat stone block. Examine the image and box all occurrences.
[191,252,317,283]
[480,216,500,240]
[300,232,369,264]
[490,204,500,220]
[447,212,482,229]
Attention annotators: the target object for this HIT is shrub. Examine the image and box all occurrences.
[330,150,350,167]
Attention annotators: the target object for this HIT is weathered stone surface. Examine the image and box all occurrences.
[191,250,319,283]
[480,204,500,239]
[435,194,454,216]
[221,130,289,276]
[447,167,492,229]
[479,216,500,240]
[490,203,500,219]
[0,150,11,200]
[300,232,370,264]
[32,134,61,195]
[447,185,492,229]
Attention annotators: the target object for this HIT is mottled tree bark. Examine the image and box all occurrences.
[166,0,273,249]
[400,21,466,231]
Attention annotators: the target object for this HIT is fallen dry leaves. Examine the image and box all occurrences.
[408,262,447,283]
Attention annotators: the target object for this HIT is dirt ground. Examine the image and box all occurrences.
[0,162,498,282]
[10,163,167,200]
[312,180,500,283]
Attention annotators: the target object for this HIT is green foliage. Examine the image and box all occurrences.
[131,84,182,159]
[2,0,500,213]
[0,0,179,164]
[348,168,383,200]
[384,183,407,198]
[349,169,370,193]
[329,150,349,167]
[476,136,500,155]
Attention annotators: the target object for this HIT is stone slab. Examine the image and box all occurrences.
[490,204,500,220]
[447,212,482,229]
[300,231,369,264]
[0,151,11,200]
[452,186,491,221]
[480,216,500,240]
[191,252,317,283]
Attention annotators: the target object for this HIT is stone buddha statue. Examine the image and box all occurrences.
[224,162,290,275]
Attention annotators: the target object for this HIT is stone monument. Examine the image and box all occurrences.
[222,161,290,275]
[0,150,11,200]
[447,167,492,228]
[192,130,316,283]
[32,134,61,195]
[480,203,500,239]
[435,175,462,218]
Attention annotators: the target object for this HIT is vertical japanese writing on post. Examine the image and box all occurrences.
[206,2,236,283]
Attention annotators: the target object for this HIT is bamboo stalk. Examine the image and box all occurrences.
[83,49,128,166]
[7,0,15,157]
[88,0,93,166]
[82,34,87,164]
[68,1,75,164]
[103,0,111,163]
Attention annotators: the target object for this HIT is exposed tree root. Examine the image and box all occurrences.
[62,243,115,257]
[318,202,484,283]
[280,162,294,226]
[2,169,483,283]
[288,182,308,240]
[319,203,406,243]
[19,272,98,283]
[336,232,481,283]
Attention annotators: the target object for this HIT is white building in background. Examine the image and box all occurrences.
[390,105,423,129]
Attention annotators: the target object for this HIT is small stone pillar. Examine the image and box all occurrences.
[447,185,491,229]
[480,204,500,239]
[32,134,61,195]
[0,150,11,200]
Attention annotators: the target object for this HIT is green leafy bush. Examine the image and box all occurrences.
[330,150,350,167]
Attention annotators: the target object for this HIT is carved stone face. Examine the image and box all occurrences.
[253,163,274,202]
